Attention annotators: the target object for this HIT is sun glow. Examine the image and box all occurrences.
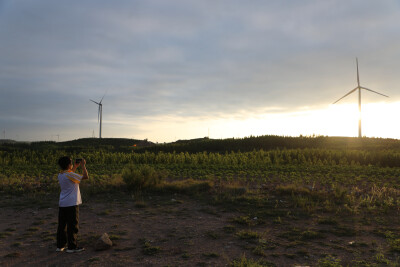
[106,102,399,142]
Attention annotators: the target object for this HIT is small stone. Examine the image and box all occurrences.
[95,233,113,251]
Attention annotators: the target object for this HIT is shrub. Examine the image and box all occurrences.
[122,164,163,191]
[160,178,212,195]
[231,254,268,267]
[317,255,342,267]
[236,230,260,240]
[390,239,400,252]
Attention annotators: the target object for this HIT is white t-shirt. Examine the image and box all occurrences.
[58,170,83,207]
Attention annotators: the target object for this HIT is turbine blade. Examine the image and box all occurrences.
[356,57,360,87]
[360,87,389,98]
[332,87,358,104]
[98,106,100,122]
[100,90,107,104]
[90,99,100,105]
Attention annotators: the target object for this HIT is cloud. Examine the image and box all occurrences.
[1,0,400,141]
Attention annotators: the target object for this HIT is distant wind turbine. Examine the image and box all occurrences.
[333,58,389,138]
[90,92,106,139]
[51,134,60,142]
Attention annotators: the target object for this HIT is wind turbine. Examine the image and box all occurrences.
[333,58,389,138]
[90,92,106,139]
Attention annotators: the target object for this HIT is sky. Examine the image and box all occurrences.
[1,0,400,142]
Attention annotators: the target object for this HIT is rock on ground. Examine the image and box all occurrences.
[95,233,113,251]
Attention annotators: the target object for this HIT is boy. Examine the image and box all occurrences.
[56,156,89,253]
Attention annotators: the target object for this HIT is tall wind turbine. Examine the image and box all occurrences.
[90,93,106,138]
[333,58,389,138]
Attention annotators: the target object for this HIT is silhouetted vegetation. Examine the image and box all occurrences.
[140,135,400,153]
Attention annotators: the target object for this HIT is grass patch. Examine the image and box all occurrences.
[159,179,213,195]
[231,254,274,267]
[231,216,253,226]
[258,239,277,250]
[223,225,236,233]
[390,239,400,252]
[236,230,260,240]
[317,255,342,266]
[139,238,161,256]
[301,230,324,240]
[252,245,266,256]
[122,164,164,192]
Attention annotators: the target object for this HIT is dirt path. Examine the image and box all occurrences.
[0,194,251,267]
[1,192,399,266]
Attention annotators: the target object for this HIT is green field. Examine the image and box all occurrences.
[1,135,399,266]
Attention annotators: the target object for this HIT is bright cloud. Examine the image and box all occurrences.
[1,0,400,141]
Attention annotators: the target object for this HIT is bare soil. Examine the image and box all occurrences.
[0,192,399,267]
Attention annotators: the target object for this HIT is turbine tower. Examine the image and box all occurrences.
[90,93,106,139]
[333,58,389,138]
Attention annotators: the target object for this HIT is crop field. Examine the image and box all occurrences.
[0,136,399,266]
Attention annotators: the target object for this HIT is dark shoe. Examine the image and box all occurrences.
[66,247,85,253]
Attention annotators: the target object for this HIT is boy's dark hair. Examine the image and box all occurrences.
[58,156,72,170]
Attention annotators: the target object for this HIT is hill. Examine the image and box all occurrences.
[2,135,400,153]
[0,138,153,152]
[0,139,19,144]
[136,135,400,153]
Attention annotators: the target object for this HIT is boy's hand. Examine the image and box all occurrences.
[80,159,86,167]
[72,162,79,172]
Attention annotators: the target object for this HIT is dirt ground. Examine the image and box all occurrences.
[0,193,256,267]
[0,192,399,267]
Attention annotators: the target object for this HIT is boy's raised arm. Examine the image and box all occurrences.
[81,159,89,180]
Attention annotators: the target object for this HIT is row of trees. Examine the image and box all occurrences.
[2,148,400,168]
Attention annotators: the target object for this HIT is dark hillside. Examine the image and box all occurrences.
[59,138,153,148]
[0,138,154,152]
[2,135,400,154]
[136,135,400,153]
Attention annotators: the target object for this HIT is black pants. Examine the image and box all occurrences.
[57,205,79,249]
